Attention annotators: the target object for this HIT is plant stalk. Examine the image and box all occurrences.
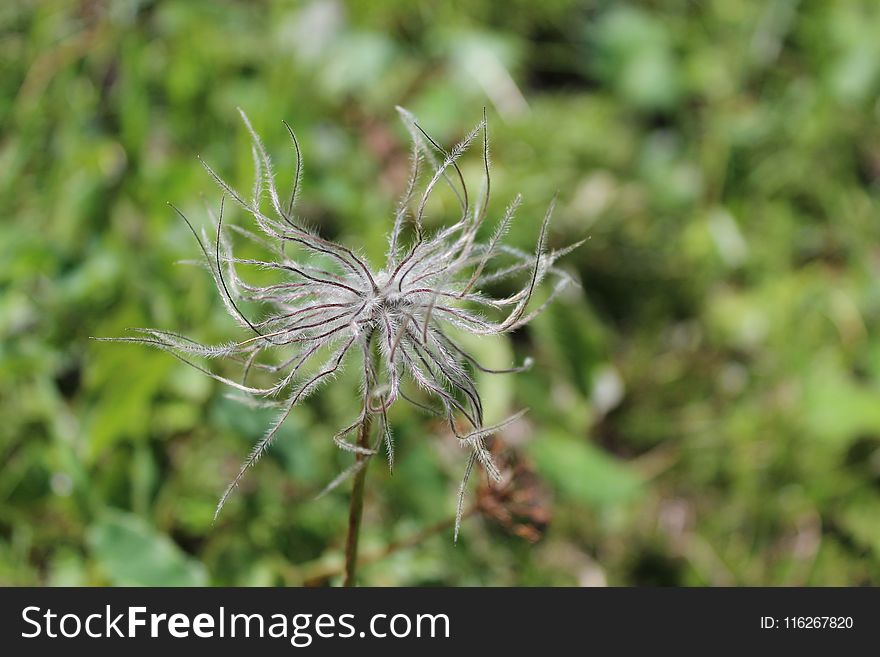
[343,411,372,586]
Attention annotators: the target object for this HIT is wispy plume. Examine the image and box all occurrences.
[96,107,580,540]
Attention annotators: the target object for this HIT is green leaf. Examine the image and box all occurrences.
[591,7,681,111]
[528,432,643,507]
[531,298,606,399]
[85,346,172,458]
[456,331,515,424]
[88,509,207,586]
[802,353,880,449]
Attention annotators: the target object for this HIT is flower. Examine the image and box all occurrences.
[98,107,580,539]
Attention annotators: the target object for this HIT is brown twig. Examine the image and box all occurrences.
[359,505,477,570]
[298,505,478,586]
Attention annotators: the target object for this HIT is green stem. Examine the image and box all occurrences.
[343,412,372,587]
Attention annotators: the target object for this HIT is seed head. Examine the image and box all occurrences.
[97,107,581,540]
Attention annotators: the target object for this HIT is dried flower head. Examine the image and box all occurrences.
[476,443,553,543]
[98,107,580,539]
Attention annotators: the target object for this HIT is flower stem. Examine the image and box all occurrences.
[343,412,372,587]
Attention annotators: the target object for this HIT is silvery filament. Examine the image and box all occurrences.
[98,107,580,540]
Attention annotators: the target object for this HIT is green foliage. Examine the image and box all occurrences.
[529,431,643,507]
[2,0,880,585]
[88,509,207,586]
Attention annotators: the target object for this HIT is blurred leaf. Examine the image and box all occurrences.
[87,509,207,586]
[528,432,643,507]
[590,7,681,111]
[85,348,172,458]
[802,353,880,449]
[457,331,515,423]
[531,297,606,399]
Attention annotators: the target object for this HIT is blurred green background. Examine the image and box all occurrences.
[3,0,880,586]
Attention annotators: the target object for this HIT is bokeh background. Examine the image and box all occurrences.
[3,0,880,586]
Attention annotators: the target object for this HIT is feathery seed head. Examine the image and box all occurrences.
[97,107,581,540]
